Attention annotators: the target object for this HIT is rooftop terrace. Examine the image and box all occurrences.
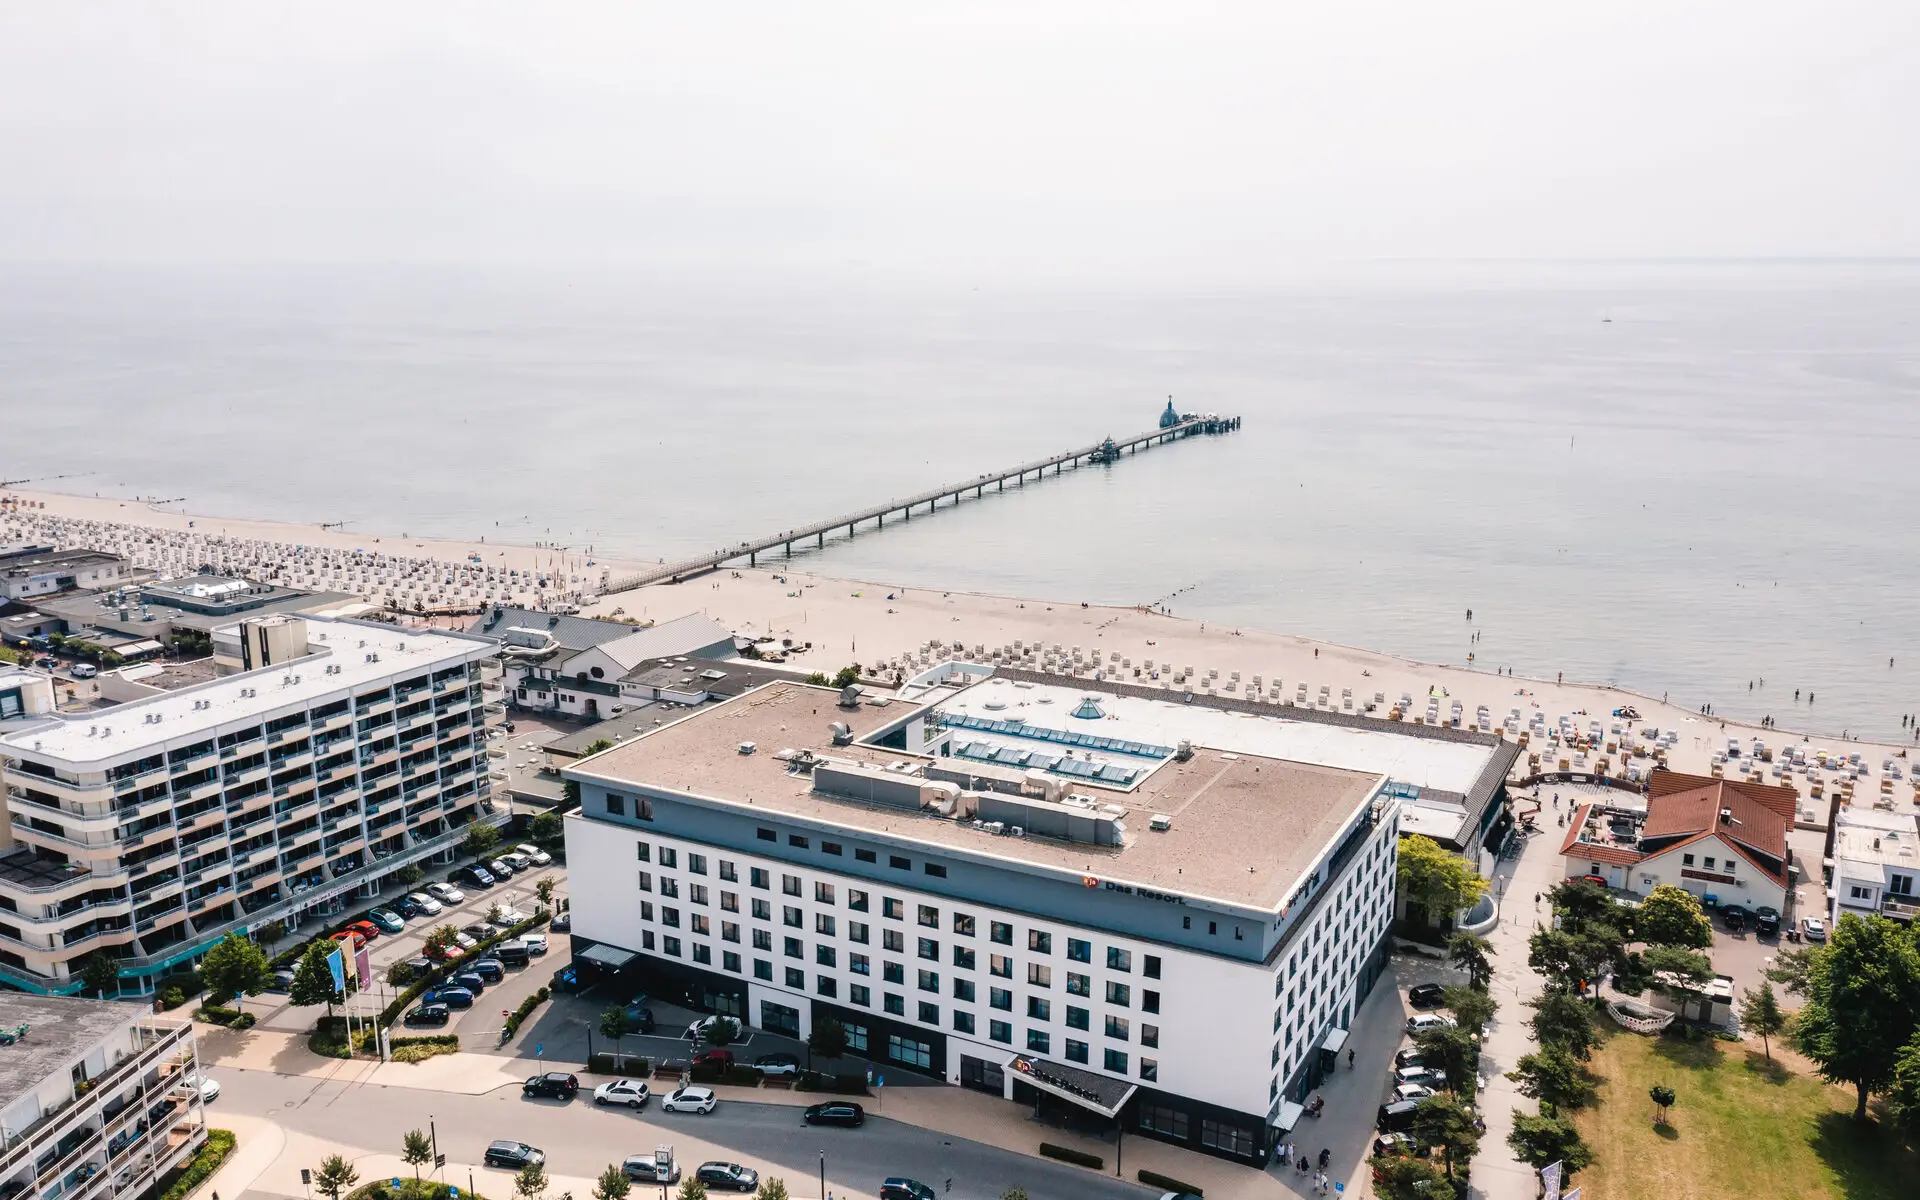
[0,993,147,1111]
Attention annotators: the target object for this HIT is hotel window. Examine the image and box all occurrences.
[1026,1030,1050,1054]
[641,931,655,950]
[1682,853,1695,866]
[990,954,1012,978]
[1029,963,1052,988]
[751,868,770,889]
[1029,930,1052,954]
[884,897,905,920]
[721,921,740,943]
[691,914,710,937]
[723,951,741,973]
[719,860,737,882]
[815,882,836,904]
[918,969,940,993]
[884,930,905,953]
[635,842,650,863]
[1065,1039,1089,1064]
[692,944,711,965]
[918,904,939,928]
[816,913,837,936]
[788,834,809,849]
[952,912,976,937]
[953,1011,975,1035]
[1140,1103,1187,1139]
[720,891,739,913]
[953,946,976,971]
[990,1020,1012,1044]
[662,907,681,928]
[659,848,677,868]
[850,984,871,1007]
[1200,1119,1254,1158]
[752,899,771,921]
[782,874,802,897]
[855,848,877,863]
[757,827,776,842]
[890,855,911,871]
[884,994,905,1016]
[823,841,843,856]
[1107,947,1132,973]
[817,945,837,967]
[953,978,976,1003]
[850,952,870,976]
[1066,1005,1089,1030]
[1066,972,1091,997]
[1142,1024,1159,1048]
[843,1022,869,1052]
[689,884,708,906]
[1851,885,1873,900]
[918,937,939,961]
[918,1001,940,1025]
[753,929,772,951]
[1105,1048,1129,1074]
[889,1034,933,1069]
[784,936,803,959]
[884,962,905,984]
[1143,989,1160,1014]
[1028,996,1051,1020]
[1140,1058,1158,1082]
[659,878,679,899]
[817,976,837,998]
[1067,938,1091,963]
[687,853,706,875]
[754,959,772,980]
[849,889,870,912]
[991,987,1012,1011]
[1107,981,1130,1007]
[1703,856,1716,870]
[784,906,803,928]
[1106,1015,1129,1040]
[607,795,624,816]
[1144,954,1161,979]
[637,871,653,892]
[663,936,681,957]
[990,921,1013,945]
[924,863,948,879]
[850,921,870,944]
[786,967,805,989]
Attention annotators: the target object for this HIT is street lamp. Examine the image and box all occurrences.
[818,1151,826,1200]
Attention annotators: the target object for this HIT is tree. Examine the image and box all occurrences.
[1526,992,1599,1060]
[1506,1112,1592,1178]
[314,1154,359,1200]
[1409,1093,1481,1182]
[1000,1190,1030,1200]
[1739,982,1788,1062]
[1888,1027,1920,1141]
[1766,945,1820,996]
[831,665,861,689]
[78,954,121,999]
[530,811,563,842]
[256,921,287,956]
[387,960,419,989]
[289,941,343,1017]
[1413,1026,1479,1098]
[400,863,427,887]
[200,932,271,1009]
[425,925,461,958]
[1370,1153,1457,1200]
[1547,879,1615,932]
[677,1180,708,1200]
[463,819,502,859]
[1633,884,1713,949]
[535,875,558,907]
[1442,985,1497,1036]
[1641,944,1714,995]
[401,1130,433,1180]
[704,1016,740,1047]
[1792,913,1920,1119]
[1649,1083,1677,1125]
[488,902,505,925]
[593,1165,631,1200]
[808,1016,848,1067]
[515,1161,548,1200]
[600,1006,630,1067]
[1507,1046,1598,1113]
[754,1180,788,1200]
[1528,926,1620,994]
[803,672,830,686]
[1397,835,1487,927]
[1446,931,1494,991]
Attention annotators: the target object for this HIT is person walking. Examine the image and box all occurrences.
[1348,1047,1356,1070]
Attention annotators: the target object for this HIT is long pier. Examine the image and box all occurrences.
[605,411,1241,593]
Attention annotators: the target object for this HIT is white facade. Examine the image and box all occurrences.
[0,553,130,602]
[1830,808,1920,925]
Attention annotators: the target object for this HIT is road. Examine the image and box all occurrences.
[214,1067,1153,1200]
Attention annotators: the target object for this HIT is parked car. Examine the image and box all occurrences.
[70,663,98,679]
[551,912,572,933]
[486,858,515,879]
[346,920,381,942]
[661,1087,718,1114]
[878,1181,935,1200]
[460,866,496,888]
[495,940,531,968]
[1802,917,1828,942]
[801,1101,865,1128]
[520,933,549,956]
[1406,1014,1456,1035]
[514,842,553,866]
[686,1016,740,1042]
[328,930,365,952]
[461,923,493,942]
[593,1079,651,1109]
[695,1163,759,1193]
[468,958,505,984]
[184,1073,220,1103]
[1407,983,1446,1009]
[405,1004,451,1028]
[426,882,465,904]
[500,852,531,872]
[425,986,475,1009]
[269,968,296,993]
[1721,905,1750,932]
[1754,906,1782,937]
[368,908,405,934]
[621,1002,656,1034]
[452,931,479,951]
[754,1053,801,1077]
[1376,1100,1420,1133]
[1396,1066,1446,1089]
[483,1141,544,1169]
[1393,1082,1436,1103]
[1394,1048,1429,1071]
[490,907,529,929]
[621,1151,680,1186]
[451,971,487,994]
[397,894,437,918]
[692,1049,734,1071]
[523,1072,579,1100]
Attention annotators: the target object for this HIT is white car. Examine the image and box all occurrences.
[407,891,444,916]
[514,843,554,866]
[1802,917,1827,942]
[1406,1014,1457,1035]
[661,1087,717,1115]
[593,1079,651,1109]
[685,1016,739,1042]
[184,1073,220,1103]
[1393,1083,1436,1103]
[520,933,549,956]
[427,882,465,904]
[490,907,530,929]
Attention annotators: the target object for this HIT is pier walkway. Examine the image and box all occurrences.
[605,412,1240,592]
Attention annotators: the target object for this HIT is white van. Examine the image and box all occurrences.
[70,663,98,679]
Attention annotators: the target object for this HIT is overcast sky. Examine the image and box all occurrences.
[0,2,1913,282]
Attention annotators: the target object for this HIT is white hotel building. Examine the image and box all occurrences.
[0,617,498,996]
[565,669,1512,1166]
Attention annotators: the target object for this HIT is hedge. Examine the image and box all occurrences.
[1139,1169,1202,1196]
[1038,1143,1103,1169]
[379,909,550,1027]
[390,1033,459,1049]
[587,1052,652,1077]
[502,985,550,1039]
[794,1071,870,1095]
[153,970,205,1011]
[159,1128,236,1200]
[351,1181,493,1200]
[193,1005,257,1029]
[389,1033,460,1064]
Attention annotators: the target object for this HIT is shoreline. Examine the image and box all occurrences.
[5,484,1911,795]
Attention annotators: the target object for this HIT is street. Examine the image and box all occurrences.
[211,1066,1154,1200]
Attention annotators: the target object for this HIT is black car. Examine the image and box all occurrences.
[469,958,505,984]
[1721,905,1750,932]
[404,1004,450,1028]
[425,986,474,1009]
[1754,906,1782,937]
[452,971,487,994]
[523,1072,580,1100]
[483,1141,544,1169]
[1407,983,1447,1009]
[694,1163,760,1193]
[802,1101,865,1127]
[551,912,572,933]
[1377,1100,1420,1133]
[879,1181,936,1200]
[396,896,428,918]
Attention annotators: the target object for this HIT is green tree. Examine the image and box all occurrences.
[1547,879,1616,931]
[1000,1190,1030,1200]
[803,672,830,686]
[808,1016,848,1068]
[530,811,563,842]
[1410,1092,1480,1183]
[1641,944,1714,996]
[1507,1046,1598,1113]
[593,1165,631,1200]
[1413,1025,1479,1098]
[1527,991,1599,1060]
[399,863,426,887]
[1397,835,1487,927]
[515,1161,548,1200]
[314,1154,359,1200]
[424,925,460,958]
[535,875,558,907]
[704,1015,739,1047]
[1739,982,1788,1062]
[676,1179,707,1200]
[1370,1153,1457,1200]
[1528,926,1619,994]
[401,1130,433,1180]
[1650,1083,1677,1125]
[754,1180,789,1200]
[831,665,861,689]
[1633,884,1713,949]
[78,954,121,999]
[200,932,271,1009]
[1446,931,1494,991]
[1442,985,1497,1036]
[387,960,419,989]
[1888,1027,1920,1141]
[1792,913,1920,1119]
[1766,944,1819,996]
[289,941,343,1017]
[463,819,502,859]
[1506,1112,1592,1178]
[600,1005,630,1068]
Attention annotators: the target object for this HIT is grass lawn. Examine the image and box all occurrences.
[1573,1025,1918,1200]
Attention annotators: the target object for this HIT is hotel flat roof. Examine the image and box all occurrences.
[0,619,496,765]
[574,680,1383,911]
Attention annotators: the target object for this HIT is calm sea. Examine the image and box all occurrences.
[2,261,1917,741]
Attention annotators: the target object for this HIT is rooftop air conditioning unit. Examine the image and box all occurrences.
[738,742,756,756]
[1149,814,1173,831]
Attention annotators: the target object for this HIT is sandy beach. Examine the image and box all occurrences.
[8,485,1913,812]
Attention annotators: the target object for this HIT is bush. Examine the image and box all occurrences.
[794,1071,869,1095]
[390,1034,460,1064]
[194,1005,257,1029]
[588,1052,652,1077]
[503,986,551,1040]
[155,969,206,1004]
[1138,1170,1202,1196]
[157,988,186,1011]
[1038,1143,1103,1169]
[158,1128,236,1200]
[351,1181,492,1200]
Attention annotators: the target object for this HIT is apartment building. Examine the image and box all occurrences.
[1829,806,1920,925]
[0,994,205,1200]
[0,616,499,995]
[0,549,131,604]
[564,673,1429,1166]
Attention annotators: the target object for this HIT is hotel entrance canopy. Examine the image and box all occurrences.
[1008,1054,1137,1120]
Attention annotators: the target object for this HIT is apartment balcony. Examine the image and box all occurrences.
[170,747,219,774]
[180,805,225,834]
[317,761,359,786]
[111,765,169,796]
[15,773,112,804]
[316,711,354,734]
[118,824,172,854]
[357,696,395,718]
[10,818,123,863]
[57,923,139,956]
[0,1020,197,1188]
[267,725,309,750]
[181,778,223,804]
[270,749,315,774]
[219,734,264,758]
[222,764,269,789]
[1882,894,1920,921]
[359,747,398,770]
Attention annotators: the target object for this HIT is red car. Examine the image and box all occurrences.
[692,1049,735,1071]
[329,930,365,950]
[346,920,381,942]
